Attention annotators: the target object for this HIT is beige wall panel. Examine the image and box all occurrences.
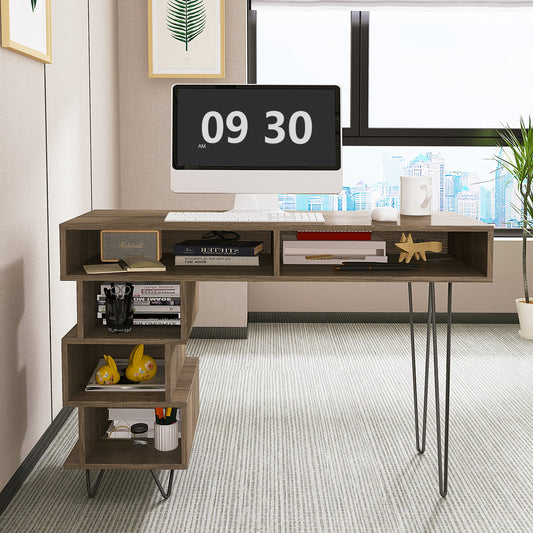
[118,0,248,326]
[194,282,248,327]
[46,0,92,416]
[248,240,532,313]
[118,0,247,211]
[0,50,51,491]
[89,0,120,209]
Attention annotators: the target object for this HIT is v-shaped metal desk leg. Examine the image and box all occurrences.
[84,469,174,499]
[408,282,452,497]
[85,469,105,498]
[149,470,175,499]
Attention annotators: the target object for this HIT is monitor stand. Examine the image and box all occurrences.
[229,194,284,214]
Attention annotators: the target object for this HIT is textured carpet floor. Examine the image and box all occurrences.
[0,323,531,533]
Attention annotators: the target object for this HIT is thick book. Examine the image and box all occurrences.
[100,283,180,298]
[102,318,180,326]
[282,255,388,265]
[173,239,263,256]
[85,358,165,391]
[98,304,180,314]
[296,231,371,241]
[97,295,180,306]
[283,236,386,255]
[175,255,259,266]
[98,312,180,319]
[282,235,387,264]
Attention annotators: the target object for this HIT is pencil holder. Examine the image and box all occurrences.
[154,422,179,452]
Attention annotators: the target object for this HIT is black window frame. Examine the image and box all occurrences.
[248,7,522,234]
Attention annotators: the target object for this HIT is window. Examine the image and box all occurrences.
[368,9,533,129]
[253,5,533,229]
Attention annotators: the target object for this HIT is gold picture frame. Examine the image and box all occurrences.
[148,0,225,78]
[1,0,52,63]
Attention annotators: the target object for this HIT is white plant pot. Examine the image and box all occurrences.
[515,298,533,339]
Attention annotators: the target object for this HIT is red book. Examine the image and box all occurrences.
[296,231,372,241]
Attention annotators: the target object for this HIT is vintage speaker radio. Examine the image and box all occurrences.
[100,230,162,262]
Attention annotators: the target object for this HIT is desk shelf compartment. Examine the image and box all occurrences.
[277,229,492,282]
[75,280,197,342]
[60,227,275,281]
[61,341,191,407]
[64,359,198,470]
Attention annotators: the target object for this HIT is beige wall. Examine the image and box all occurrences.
[0,46,51,492]
[46,0,92,417]
[0,0,120,491]
[117,0,248,327]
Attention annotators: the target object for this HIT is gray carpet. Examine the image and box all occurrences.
[0,323,531,532]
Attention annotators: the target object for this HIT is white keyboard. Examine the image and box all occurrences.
[164,210,325,223]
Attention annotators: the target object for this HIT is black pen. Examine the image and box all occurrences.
[342,261,419,268]
[335,264,417,271]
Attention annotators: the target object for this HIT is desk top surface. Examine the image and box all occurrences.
[61,210,493,233]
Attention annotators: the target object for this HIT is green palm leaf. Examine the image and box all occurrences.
[167,0,207,52]
[31,0,37,12]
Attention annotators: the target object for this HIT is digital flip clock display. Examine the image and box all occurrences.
[174,86,340,170]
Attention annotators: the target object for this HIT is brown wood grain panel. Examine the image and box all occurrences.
[60,210,491,231]
[79,407,107,464]
[84,439,184,469]
[180,281,198,340]
[273,230,281,276]
[178,358,199,468]
[166,344,185,401]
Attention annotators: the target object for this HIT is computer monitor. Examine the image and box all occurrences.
[171,84,342,209]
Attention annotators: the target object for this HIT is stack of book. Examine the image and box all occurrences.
[173,238,264,266]
[282,231,387,265]
[105,408,181,439]
[97,282,180,326]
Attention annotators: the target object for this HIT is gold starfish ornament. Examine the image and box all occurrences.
[395,233,443,263]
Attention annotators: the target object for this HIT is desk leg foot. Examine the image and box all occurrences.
[408,282,452,497]
[149,470,175,499]
[85,469,105,498]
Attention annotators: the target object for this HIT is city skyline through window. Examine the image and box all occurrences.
[278,147,518,228]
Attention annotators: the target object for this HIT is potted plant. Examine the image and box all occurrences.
[493,116,533,338]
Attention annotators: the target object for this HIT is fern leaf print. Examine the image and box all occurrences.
[31,0,37,12]
[167,0,207,52]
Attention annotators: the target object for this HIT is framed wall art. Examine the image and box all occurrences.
[1,0,52,63]
[148,0,225,78]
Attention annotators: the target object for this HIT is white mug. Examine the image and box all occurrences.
[400,176,432,216]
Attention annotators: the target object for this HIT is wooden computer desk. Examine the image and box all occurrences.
[60,210,493,498]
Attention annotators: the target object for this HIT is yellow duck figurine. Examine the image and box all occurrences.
[95,355,120,385]
[125,344,157,382]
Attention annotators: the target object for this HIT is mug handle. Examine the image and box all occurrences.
[420,184,432,208]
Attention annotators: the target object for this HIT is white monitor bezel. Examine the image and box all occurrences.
[170,84,342,194]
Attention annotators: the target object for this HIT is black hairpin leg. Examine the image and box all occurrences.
[408,282,431,454]
[408,282,452,497]
[149,470,175,499]
[85,469,105,498]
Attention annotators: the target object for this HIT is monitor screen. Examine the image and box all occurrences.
[170,84,342,194]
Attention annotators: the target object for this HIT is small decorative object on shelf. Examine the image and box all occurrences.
[131,423,148,446]
[104,283,134,333]
[95,355,120,385]
[125,344,157,382]
[395,233,443,263]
